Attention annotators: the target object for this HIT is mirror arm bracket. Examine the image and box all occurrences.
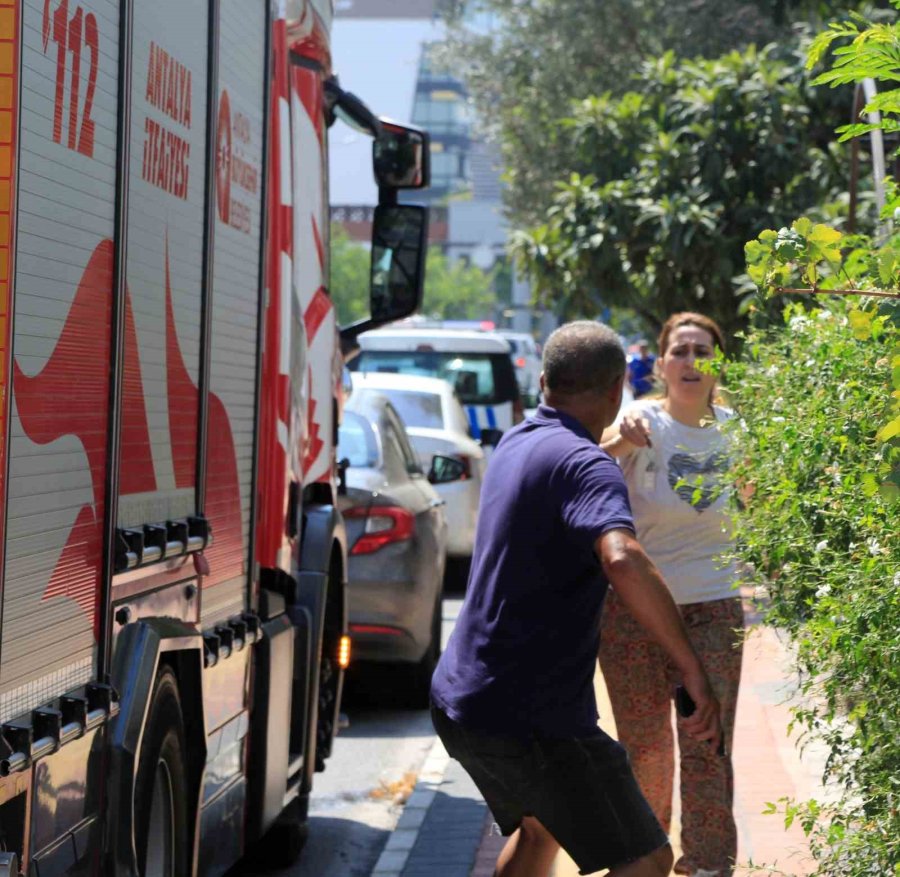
[378,186,398,208]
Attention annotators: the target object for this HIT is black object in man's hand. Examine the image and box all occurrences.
[675,685,726,757]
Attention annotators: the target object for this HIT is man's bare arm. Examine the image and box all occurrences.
[596,528,723,750]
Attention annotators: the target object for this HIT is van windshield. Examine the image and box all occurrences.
[353,351,518,404]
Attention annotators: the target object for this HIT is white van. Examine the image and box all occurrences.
[351,328,524,440]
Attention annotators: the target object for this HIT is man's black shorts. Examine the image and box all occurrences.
[431,705,668,875]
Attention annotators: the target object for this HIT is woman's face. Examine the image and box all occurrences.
[660,324,718,404]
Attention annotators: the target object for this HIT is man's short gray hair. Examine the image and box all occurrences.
[542,321,625,397]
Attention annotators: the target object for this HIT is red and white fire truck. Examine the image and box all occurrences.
[0,0,429,874]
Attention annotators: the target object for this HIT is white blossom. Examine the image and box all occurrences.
[815,540,829,553]
[816,583,832,599]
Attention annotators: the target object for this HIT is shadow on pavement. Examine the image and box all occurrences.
[338,665,435,742]
[236,815,389,877]
[443,556,471,595]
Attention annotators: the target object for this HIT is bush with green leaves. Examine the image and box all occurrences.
[728,299,899,874]
[731,6,900,872]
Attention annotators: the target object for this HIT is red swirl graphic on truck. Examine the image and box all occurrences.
[13,239,243,632]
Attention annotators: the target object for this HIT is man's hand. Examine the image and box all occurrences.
[679,670,724,753]
[597,529,724,754]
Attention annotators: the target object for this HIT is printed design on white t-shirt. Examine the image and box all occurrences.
[666,451,729,512]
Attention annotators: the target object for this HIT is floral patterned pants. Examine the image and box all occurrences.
[598,591,745,877]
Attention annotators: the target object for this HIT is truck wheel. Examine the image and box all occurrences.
[134,668,190,877]
[407,593,442,709]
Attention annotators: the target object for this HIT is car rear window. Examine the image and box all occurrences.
[368,389,444,430]
[337,411,378,467]
[353,351,519,405]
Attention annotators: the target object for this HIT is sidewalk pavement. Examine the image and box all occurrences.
[375,605,833,877]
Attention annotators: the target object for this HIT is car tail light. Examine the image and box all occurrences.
[513,396,525,424]
[515,357,526,368]
[344,506,415,555]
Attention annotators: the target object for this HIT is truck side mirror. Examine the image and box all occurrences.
[370,204,428,324]
[374,121,430,190]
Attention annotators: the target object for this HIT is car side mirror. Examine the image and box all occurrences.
[479,428,504,448]
[337,457,350,496]
[428,455,467,485]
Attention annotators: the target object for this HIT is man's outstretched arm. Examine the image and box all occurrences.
[596,527,724,751]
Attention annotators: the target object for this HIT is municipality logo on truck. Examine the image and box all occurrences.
[351,328,523,440]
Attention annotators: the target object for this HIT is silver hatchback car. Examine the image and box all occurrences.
[337,390,456,705]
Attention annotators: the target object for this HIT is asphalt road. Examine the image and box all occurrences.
[246,594,464,877]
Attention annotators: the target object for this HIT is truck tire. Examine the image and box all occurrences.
[134,668,190,877]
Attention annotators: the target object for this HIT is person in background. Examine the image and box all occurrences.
[431,320,723,877]
[599,312,743,877]
[627,339,656,399]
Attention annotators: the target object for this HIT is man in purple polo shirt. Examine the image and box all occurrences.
[431,321,722,877]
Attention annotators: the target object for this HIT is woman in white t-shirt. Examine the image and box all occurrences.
[599,312,743,877]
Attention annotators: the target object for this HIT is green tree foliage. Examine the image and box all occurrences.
[330,224,497,324]
[440,0,866,226]
[330,225,371,325]
[509,48,848,338]
[420,248,497,320]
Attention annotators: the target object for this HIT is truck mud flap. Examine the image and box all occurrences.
[246,610,294,842]
[287,603,313,776]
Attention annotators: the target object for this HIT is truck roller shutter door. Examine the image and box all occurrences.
[117,0,209,532]
[1,0,119,722]
[201,0,266,628]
